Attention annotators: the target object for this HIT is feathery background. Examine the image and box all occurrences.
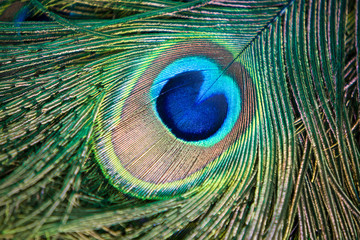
[0,0,359,239]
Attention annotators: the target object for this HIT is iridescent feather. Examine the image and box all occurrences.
[0,0,359,239]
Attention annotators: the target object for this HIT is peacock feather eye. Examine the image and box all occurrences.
[94,40,257,199]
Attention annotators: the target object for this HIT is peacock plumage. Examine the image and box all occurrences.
[0,0,359,239]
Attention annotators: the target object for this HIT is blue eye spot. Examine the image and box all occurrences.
[151,56,242,147]
[156,70,228,141]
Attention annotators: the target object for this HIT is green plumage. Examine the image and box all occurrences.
[0,0,359,239]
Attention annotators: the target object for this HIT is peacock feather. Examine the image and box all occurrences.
[0,0,359,239]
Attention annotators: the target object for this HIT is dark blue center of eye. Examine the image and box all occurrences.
[156,71,228,141]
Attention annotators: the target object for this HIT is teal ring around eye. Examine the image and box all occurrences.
[150,56,241,147]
